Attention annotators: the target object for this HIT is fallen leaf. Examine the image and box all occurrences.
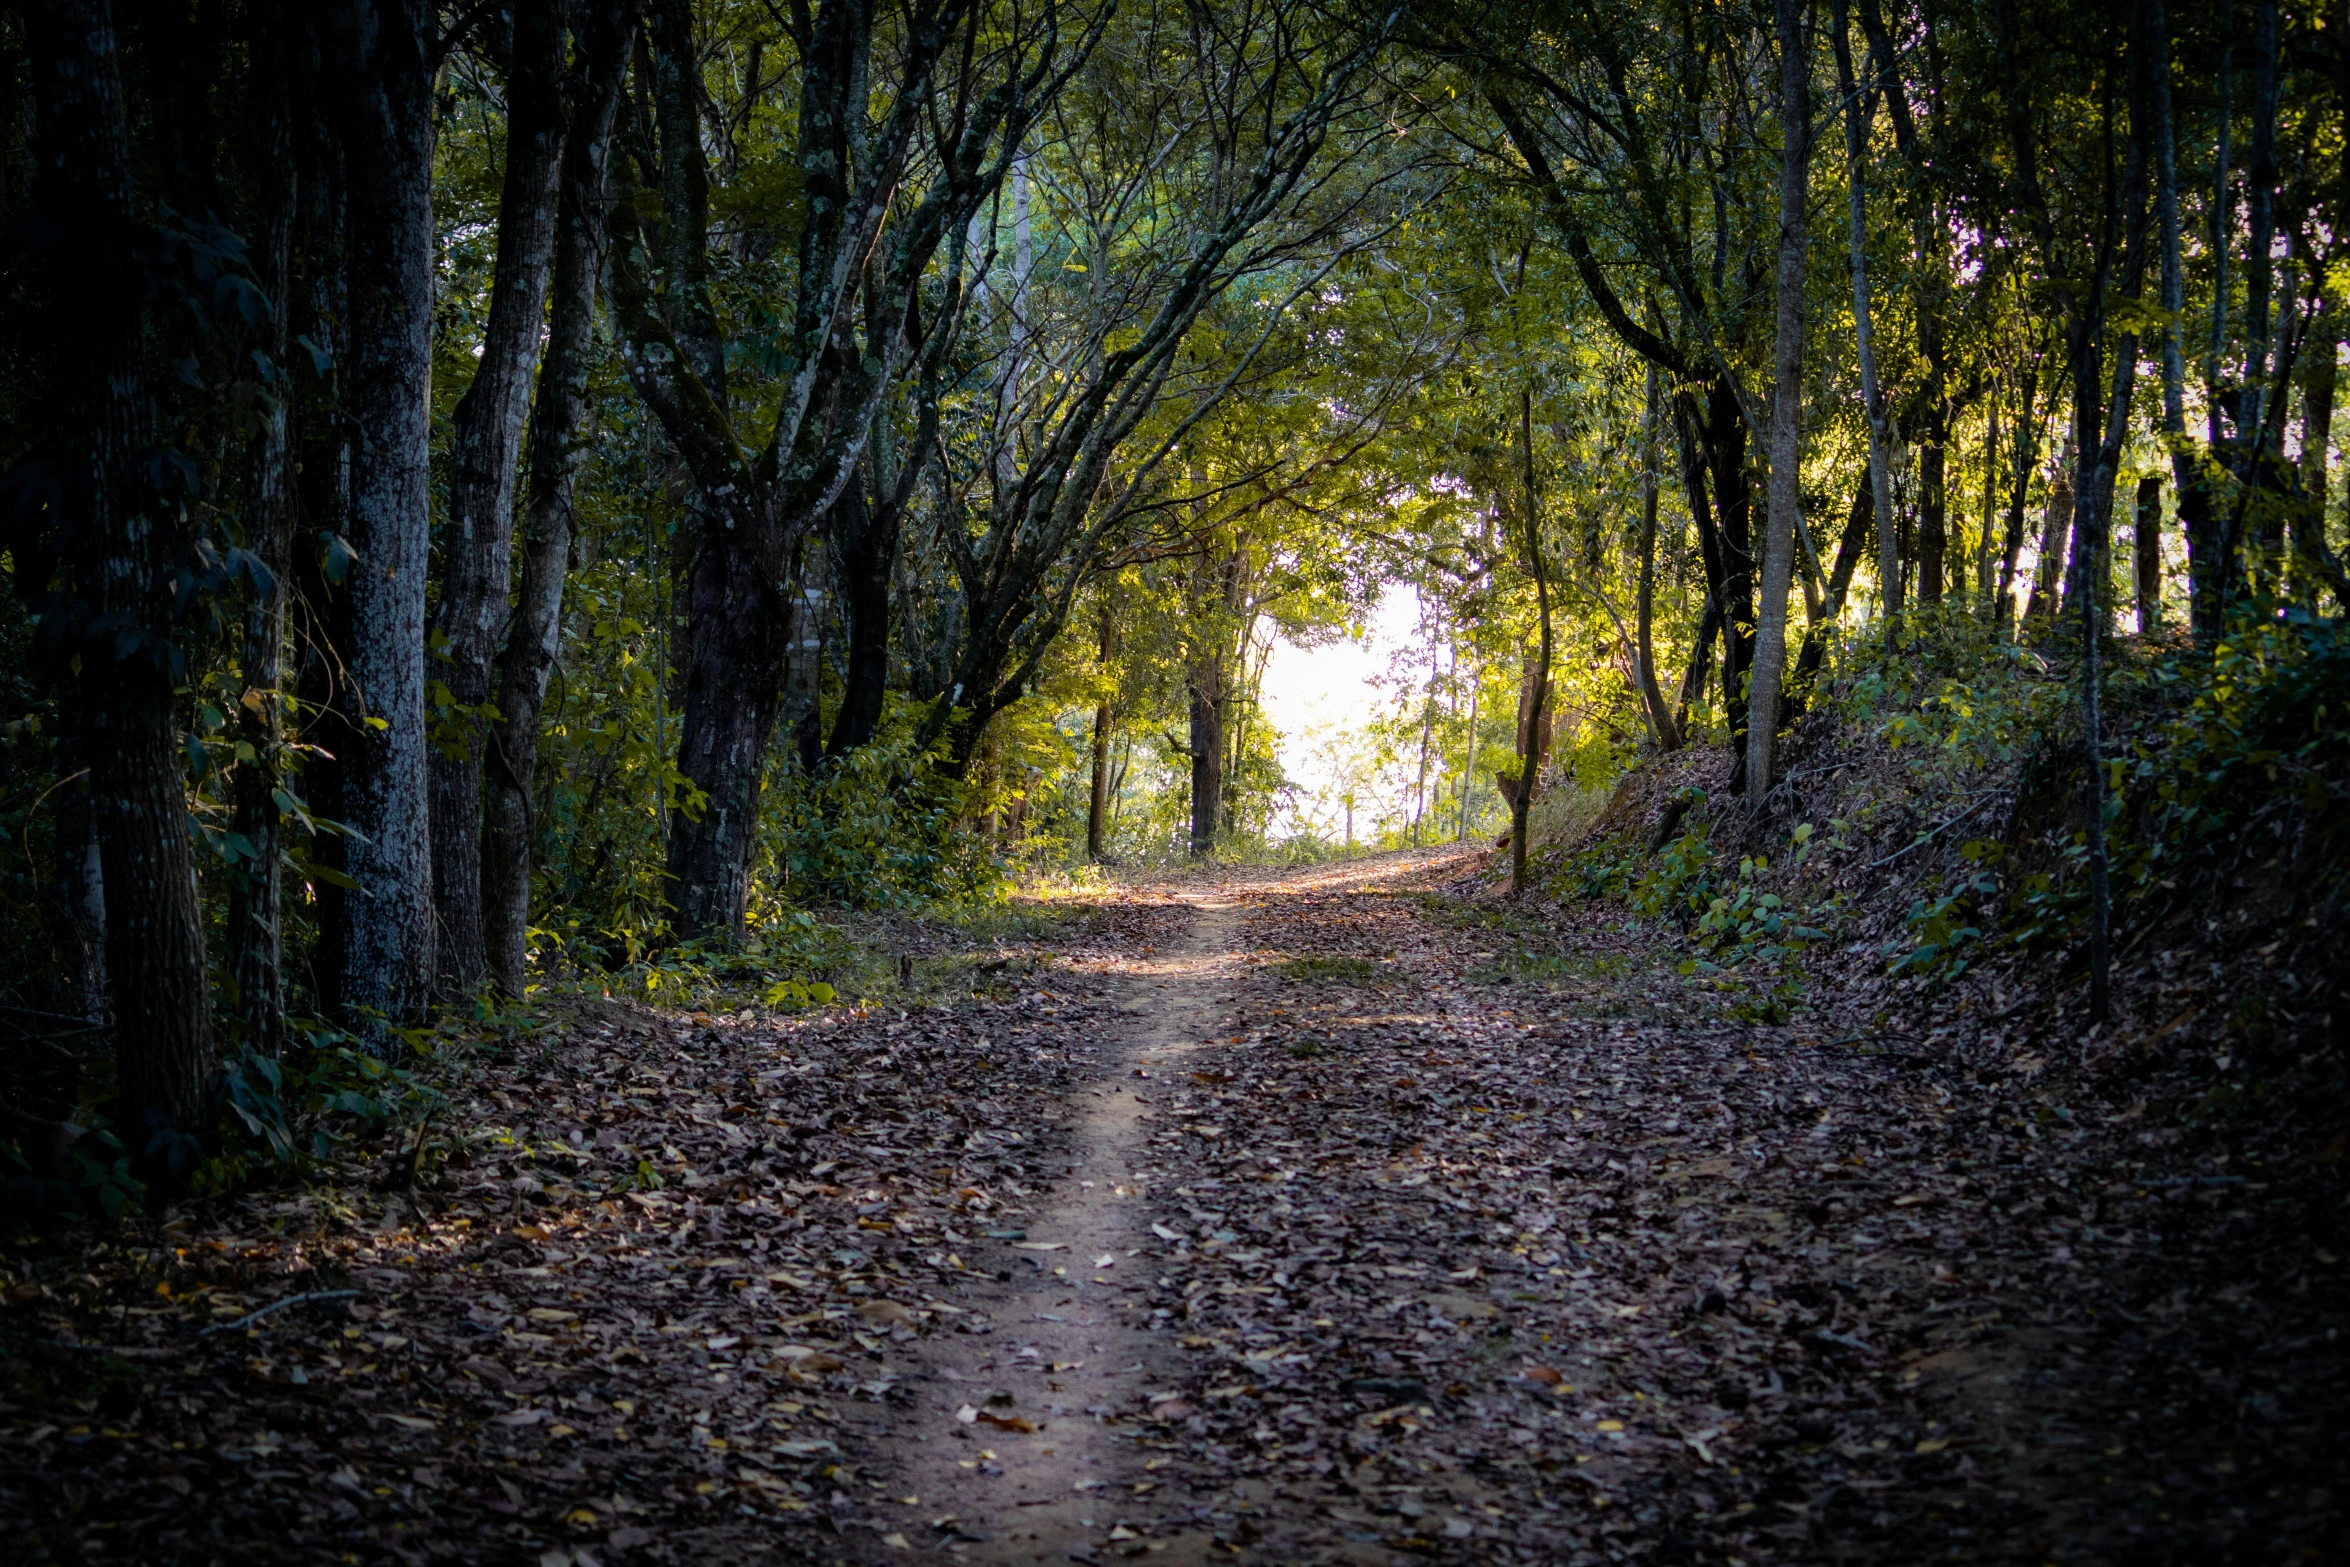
[976,1411,1038,1433]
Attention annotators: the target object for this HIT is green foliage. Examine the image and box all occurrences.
[759,708,1008,912]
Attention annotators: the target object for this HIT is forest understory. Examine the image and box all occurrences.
[3,824,2340,1567]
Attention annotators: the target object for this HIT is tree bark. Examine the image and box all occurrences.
[665,530,789,937]
[1636,361,1682,751]
[26,0,215,1135]
[1917,440,1947,603]
[483,0,636,997]
[429,0,565,995]
[1511,389,1554,896]
[824,467,896,758]
[320,0,439,1035]
[229,3,298,1055]
[1748,0,1810,802]
[1834,0,1901,640]
[1086,606,1114,860]
[1187,674,1223,860]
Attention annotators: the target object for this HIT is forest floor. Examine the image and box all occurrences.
[2,850,2342,1567]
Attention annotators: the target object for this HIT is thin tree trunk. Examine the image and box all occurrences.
[1917,440,1946,604]
[2195,5,2237,638]
[1976,390,2002,604]
[2147,0,2200,637]
[1749,0,1811,802]
[1636,361,1682,751]
[2027,440,2075,623]
[1087,605,1113,860]
[483,0,634,997]
[1996,369,2044,627]
[2069,3,2156,1028]
[1512,389,1554,896]
[1835,0,1900,641]
[1793,468,1875,690]
[229,4,297,1053]
[429,0,565,995]
[26,0,214,1133]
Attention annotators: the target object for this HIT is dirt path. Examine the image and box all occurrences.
[849,893,1246,1561]
[4,852,2339,1566]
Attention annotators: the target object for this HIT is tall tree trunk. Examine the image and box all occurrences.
[1794,467,1876,690]
[2237,0,2279,569]
[1835,0,1901,641]
[429,0,565,994]
[1511,389,1554,895]
[2147,0,2205,638]
[1086,602,1114,861]
[2069,1,2155,1028]
[320,0,438,1036]
[1976,390,2002,604]
[1748,0,1811,802]
[1996,368,2043,627]
[483,0,635,996]
[229,4,298,1054]
[26,0,214,1135]
[2194,7,2237,639]
[291,8,358,1017]
[1636,361,1682,751]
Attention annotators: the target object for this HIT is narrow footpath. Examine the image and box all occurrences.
[2,854,2336,1567]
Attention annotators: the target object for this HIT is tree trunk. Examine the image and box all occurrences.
[229,5,297,1054]
[1087,606,1114,860]
[1748,0,1810,803]
[51,726,109,1025]
[1996,370,2043,627]
[2147,0,2199,635]
[2194,8,2237,639]
[825,468,897,757]
[2026,441,2075,623]
[319,0,438,1035]
[290,7,357,1017]
[2135,475,2164,633]
[1187,672,1223,860]
[26,0,214,1135]
[666,529,789,939]
[429,0,565,995]
[1917,439,1947,604]
[1975,392,2001,604]
[1636,362,1682,751]
[483,0,634,996]
[1512,389,1554,896]
[1835,0,1901,642]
